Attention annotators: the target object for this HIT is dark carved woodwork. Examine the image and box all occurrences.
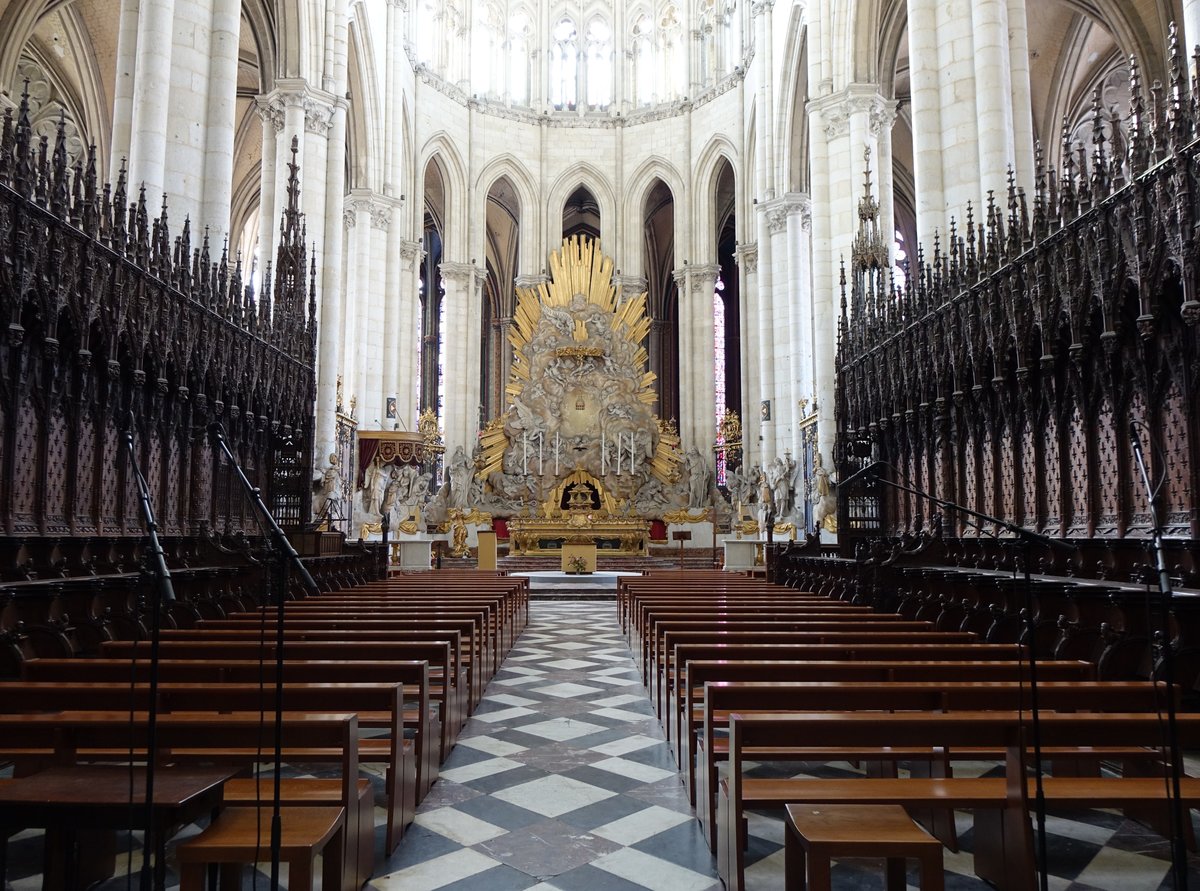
[836,29,1200,570]
[0,88,318,540]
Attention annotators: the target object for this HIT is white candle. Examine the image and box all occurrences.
[601,431,606,475]
[554,433,560,475]
[522,432,528,475]
[538,433,544,475]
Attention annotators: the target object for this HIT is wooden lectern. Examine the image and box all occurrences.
[672,529,691,570]
[476,530,497,571]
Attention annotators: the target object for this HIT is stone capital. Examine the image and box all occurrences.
[612,273,647,301]
[734,243,758,273]
[807,84,896,142]
[255,95,286,133]
[514,274,550,289]
[440,261,486,292]
[688,264,722,292]
[400,239,425,265]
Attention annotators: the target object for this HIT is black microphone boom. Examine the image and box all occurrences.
[208,423,320,597]
[1128,419,1189,890]
[838,460,883,489]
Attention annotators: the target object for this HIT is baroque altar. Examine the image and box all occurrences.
[472,237,707,546]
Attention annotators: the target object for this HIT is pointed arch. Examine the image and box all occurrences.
[545,163,617,251]
[418,133,469,257]
[622,156,687,270]
[690,134,739,262]
[473,154,541,275]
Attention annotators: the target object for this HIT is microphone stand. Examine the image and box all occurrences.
[209,423,319,890]
[1129,423,1189,889]
[858,468,1075,891]
[123,417,175,891]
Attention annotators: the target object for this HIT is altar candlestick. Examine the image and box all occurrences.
[616,433,622,476]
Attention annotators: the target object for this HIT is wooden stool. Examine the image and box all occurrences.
[784,804,944,891]
[176,806,345,891]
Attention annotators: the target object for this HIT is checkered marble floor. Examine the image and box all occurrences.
[369,600,721,891]
[6,599,1200,890]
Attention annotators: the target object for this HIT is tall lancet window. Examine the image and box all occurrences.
[630,12,654,105]
[509,9,533,104]
[658,3,683,100]
[473,0,505,98]
[416,0,444,68]
[585,17,613,108]
[550,17,579,109]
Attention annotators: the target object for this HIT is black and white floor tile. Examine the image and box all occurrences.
[368,601,721,891]
[6,597,1200,890]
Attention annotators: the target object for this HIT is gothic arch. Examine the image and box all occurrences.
[778,13,808,194]
[240,0,278,89]
[545,163,616,250]
[418,134,469,256]
[622,156,686,273]
[473,154,541,274]
[690,133,739,262]
[345,17,384,191]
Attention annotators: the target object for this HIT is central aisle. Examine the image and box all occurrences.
[370,601,722,891]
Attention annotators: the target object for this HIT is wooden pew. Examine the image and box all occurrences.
[168,621,487,709]
[0,711,364,891]
[650,629,980,706]
[21,658,440,801]
[717,711,1200,891]
[694,680,1172,853]
[98,638,465,757]
[215,611,497,692]
[675,659,1095,803]
[660,641,1030,721]
[0,679,419,856]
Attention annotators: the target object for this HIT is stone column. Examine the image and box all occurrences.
[397,239,425,428]
[757,199,787,462]
[673,267,691,438]
[439,261,482,452]
[906,0,945,243]
[1006,0,1035,195]
[734,243,760,467]
[690,264,720,456]
[1186,4,1200,84]
[383,203,406,428]
[255,98,283,268]
[971,0,1016,204]
[127,0,178,200]
[339,198,367,409]
[109,0,139,181]
[806,86,895,467]
[200,0,240,237]
[785,194,812,462]
[362,199,392,426]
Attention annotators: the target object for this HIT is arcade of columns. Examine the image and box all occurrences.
[85,0,1188,490]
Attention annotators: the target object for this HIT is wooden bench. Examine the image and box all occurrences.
[784,803,943,890]
[0,711,364,891]
[214,612,494,699]
[99,638,464,759]
[176,805,344,891]
[651,630,981,709]
[660,641,1031,722]
[0,678,419,856]
[676,659,1095,775]
[694,679,1173,852]
[718,710,1200,891]
[19,658,440,806]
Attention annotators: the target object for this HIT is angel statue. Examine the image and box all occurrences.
[812,452,837,532]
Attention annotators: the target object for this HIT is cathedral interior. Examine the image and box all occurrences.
[2,0,1200,887]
